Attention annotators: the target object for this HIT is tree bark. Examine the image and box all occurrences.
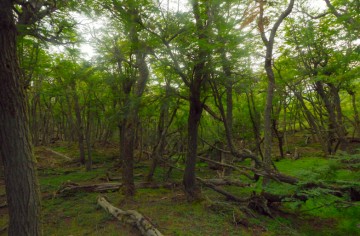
[183,84,203,199]
[70,79,86,165]
[182,0,210,200]
[0,1,42,235]
[258,0,295,183]
[98,196,163,236]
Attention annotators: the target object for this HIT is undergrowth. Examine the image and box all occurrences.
[0,144,359,235]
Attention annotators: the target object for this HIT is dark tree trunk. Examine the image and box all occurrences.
[71,81,86,165]
[0,1,42,235]
[117,6,149,197]
[183,83,203,199]
[182,0,209,200]
[120,118,136,196]
[85,99,92,171]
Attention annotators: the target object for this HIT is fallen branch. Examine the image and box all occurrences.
[198,155,298,185]
[97,196,163,236]
[198,156,255,180]
[56,181,179,196]
[202,178,250,187]
[44,147,72,160]
[56,182,123,196]
[197,178,249,202]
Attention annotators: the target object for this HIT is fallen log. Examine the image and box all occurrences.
[198,156,298,185]
[202,178,250,187]
[56,182,123,196]
[44,147,72,160]
[103,172,144,182]
[97,196,163,236]
[56,181,180,196]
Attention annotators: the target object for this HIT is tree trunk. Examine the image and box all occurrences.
[71,80,86,165]
[182,0,209,200]
[348,90,360,137]
[183,85,203,200]
[258,0,295,184]
[85,98,92,171]
[118,5,150,197]
[120,117,136,196]
[246,92,263,158]
[0,1,42,235]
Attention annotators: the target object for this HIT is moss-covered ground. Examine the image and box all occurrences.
[0,142,359,235]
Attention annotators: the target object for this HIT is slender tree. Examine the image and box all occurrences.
[257,0,295,182]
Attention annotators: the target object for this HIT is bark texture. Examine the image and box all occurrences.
[98,196,163,236]
[182,0,210,200]
[0,1,42,235]
[258,0,295,181]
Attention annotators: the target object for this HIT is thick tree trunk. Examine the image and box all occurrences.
[183,86,203,200]
[120,119,136,196]
[117,5,149,197]
[0,1,42,235]
[182,0,209,200]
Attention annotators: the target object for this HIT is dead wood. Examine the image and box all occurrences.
[56,182,123,196]
[198,156,255,180]
[248,193,273,218]
[44,147,72,160]
[97,196,163,236]
[202,178,250,187]
[0,202,7,208]
[56,181,180,196]
[198,155,298,185]
[261,191,308,203]
[204,200,253,227]
[197,177,249,202]
[103,172,144,182]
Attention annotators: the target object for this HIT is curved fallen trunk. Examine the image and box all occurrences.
[97,196,163,236]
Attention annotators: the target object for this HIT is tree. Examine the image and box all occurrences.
[257,0,295,182]
[0,1,42,234]
[0,0,81,234]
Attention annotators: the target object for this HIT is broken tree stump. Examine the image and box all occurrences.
[97,196,163,236]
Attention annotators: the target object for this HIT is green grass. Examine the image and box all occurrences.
[2,145,360,235]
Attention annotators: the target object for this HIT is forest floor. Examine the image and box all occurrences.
[0,140,359,236]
